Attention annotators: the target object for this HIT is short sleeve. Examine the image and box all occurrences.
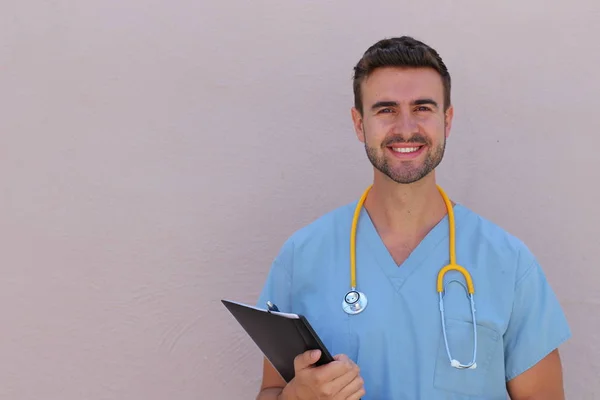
[503,258,571,381]
[256,238,294,313]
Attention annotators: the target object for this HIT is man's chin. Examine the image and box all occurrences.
[375,168,431,185]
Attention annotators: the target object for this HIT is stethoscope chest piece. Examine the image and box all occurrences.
[342,290,368,315]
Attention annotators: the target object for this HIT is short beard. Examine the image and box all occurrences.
[364,129,446,184]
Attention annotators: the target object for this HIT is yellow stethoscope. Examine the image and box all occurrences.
[342,185,478,370]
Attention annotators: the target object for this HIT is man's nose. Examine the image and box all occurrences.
[393,111,418,135]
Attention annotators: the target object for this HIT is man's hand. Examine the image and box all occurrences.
[280,350,365,400]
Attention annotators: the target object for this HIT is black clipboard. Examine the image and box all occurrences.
[221,299,334,382]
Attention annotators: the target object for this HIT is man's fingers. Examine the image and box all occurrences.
[335,374,366,400]
[324,362,360,396]
[311,359,352,385]
[294,349,321,371]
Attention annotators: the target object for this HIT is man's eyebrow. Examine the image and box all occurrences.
[370,101,399,110]
[413,98,439,108]
[370,99,439,110]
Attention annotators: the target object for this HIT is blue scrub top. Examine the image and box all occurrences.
[257,201,571,399]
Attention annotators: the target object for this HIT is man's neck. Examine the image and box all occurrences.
[363,172,449,239]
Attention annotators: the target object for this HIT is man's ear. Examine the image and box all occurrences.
[444,105,454,139]
[351,107,365,143]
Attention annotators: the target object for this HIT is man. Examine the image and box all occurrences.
[255,36,570,399]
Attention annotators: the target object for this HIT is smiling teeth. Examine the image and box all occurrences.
[392,147,420,153]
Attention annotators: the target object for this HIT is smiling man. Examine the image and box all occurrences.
[255,36,571,400]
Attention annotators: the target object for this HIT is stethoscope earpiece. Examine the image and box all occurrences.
[342,290,368,315]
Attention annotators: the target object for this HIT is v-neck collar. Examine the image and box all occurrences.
[357,203,466,292]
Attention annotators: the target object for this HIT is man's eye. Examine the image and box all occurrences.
[416,106,431,112]
[378,108,394,114]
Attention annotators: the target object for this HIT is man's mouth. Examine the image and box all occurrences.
[390,145,424,154]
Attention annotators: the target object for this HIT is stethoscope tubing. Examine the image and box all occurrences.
[343,185,478,369]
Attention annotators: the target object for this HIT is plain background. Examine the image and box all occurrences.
[1,0,598,398]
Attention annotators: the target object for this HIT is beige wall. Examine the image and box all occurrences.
[1,0,597,398]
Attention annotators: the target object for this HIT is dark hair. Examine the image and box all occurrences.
[352,36,451,114]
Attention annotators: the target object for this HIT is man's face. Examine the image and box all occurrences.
[351,67,453,184]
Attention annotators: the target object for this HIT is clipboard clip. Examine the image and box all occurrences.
[266,301,280,313]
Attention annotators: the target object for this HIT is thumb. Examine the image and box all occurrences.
[294,349,321,371]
